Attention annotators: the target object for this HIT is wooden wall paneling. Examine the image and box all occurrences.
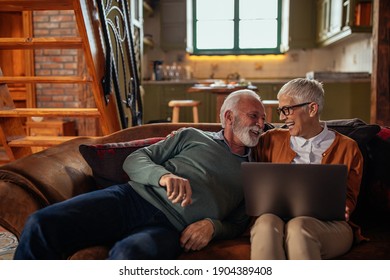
[371,0,390,126]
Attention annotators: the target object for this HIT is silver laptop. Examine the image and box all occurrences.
[242,162,348,221]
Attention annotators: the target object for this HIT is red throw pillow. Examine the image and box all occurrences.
[79,137,165,188]
[377,126,390,141]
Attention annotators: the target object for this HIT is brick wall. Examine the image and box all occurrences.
[33,11,98,136]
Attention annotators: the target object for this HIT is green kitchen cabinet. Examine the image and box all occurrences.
[253,82,284,122]
[282,0,317,50]
[253,80,370,123]
[161,84,192,122]
[320,81,371,123]
[142,84,163,123]
[188,90,217,123]
[160,0,186,50]
[143,80,370,124]
[143,82,217,123]
[143,83,207,123]
[254,83,283,100]
[316,0,372,46]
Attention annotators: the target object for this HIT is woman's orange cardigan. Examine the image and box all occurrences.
[254,128,365,241]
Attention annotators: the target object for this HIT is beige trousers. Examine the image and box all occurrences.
[250,213,353,260]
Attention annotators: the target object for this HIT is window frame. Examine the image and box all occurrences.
[188,0,283,55]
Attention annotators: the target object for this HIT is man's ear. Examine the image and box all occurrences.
[309,102,318,117]
[224,110,234,124]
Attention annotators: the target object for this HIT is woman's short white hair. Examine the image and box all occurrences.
[219,89,260,128]
[277,78,325,114]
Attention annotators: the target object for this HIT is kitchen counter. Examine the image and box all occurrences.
[187,84,261,122]
[305,71,371,82]
[142,72,371,85]
[143,80,197,85]
[142,79,289,85]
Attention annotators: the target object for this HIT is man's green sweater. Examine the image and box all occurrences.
[123,127,250,240]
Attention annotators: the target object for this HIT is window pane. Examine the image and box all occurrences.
[240,0,278,19]
[197,21,234,49]
[197,0,234,20]
[239,19,278,48]
[191,0,281,54]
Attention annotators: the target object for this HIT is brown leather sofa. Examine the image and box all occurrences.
[0,120,388,260]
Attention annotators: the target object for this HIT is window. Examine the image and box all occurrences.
[187,0,282,55]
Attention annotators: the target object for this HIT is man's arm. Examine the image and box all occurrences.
[180,201,250,251]
[123,130,183,187]
[209,201,250,239]
[123,129,192,206]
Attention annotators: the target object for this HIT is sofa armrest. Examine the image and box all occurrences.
[0,137,100,236]
[0,137,98,203]
[0,179,43,238]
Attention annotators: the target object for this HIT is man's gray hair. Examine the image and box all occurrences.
[277,78,325,114]
[220,89,261,128]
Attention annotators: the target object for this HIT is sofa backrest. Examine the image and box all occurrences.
[1,119,386,220]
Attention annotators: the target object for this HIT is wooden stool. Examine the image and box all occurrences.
[168,100,201,123]
[262,100,279,123]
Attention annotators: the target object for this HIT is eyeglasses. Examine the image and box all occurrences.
[276,102,311,116]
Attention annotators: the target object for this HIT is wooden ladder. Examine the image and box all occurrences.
[0,0,122,162]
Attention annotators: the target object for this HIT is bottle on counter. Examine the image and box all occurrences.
[152,60,164,81]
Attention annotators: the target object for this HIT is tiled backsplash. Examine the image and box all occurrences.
[143,36,372,82]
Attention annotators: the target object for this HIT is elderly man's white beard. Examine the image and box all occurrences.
[232,117,262,147]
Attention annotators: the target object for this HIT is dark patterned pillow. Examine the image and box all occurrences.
[321,119,384,218]
[324,118,381,147]
[79,137,165,188]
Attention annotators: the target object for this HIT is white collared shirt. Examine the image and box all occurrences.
[290,123,335,164]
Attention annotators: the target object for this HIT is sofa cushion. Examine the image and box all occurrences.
[363,126,390,216]
[320,118,380,181]
[324,118,381,147]
[322,119,388,221]
[79,137,165,187]
[377,126,390,141]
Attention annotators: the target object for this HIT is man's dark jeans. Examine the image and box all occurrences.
[14,183,182,260]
